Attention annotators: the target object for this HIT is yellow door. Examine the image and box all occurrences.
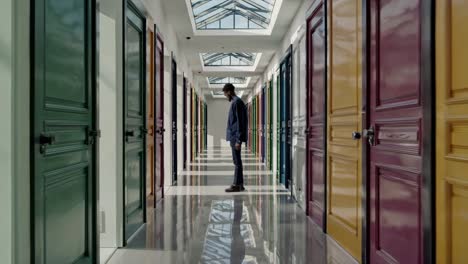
[437,1,468,263]
[326,0,362,261]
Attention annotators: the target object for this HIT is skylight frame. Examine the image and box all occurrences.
[211,90,245,98]
[202,52,257,67]
[200,52,262,72]
[191,0,276,30]
[208,76,247,84]
[207,76,251,88]
[185,0,284,36]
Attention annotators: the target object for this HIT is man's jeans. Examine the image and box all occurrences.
[231,141,244,186]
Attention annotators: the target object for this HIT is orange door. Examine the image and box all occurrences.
[436,1,468,263]
[147,27,155,208]
[326,0,362,260]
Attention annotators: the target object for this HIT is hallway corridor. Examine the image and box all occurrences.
[106,147,356,264]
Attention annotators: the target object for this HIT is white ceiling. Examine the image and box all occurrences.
[161,0,304,97]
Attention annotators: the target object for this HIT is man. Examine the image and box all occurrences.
[223,83,248,192]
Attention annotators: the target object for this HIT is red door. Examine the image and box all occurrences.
[368,0,424,263]
[154,32,165,201]
[306,2,325,228]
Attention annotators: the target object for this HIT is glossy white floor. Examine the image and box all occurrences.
[106,147,358,264]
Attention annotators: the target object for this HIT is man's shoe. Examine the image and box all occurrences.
[225,185,245,192]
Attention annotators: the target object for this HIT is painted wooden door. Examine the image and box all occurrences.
[368,1,427,263]
[327,0,362,259]
[183,77,187,168]
[147,28,155,208]
[269,79,274,170]
[154,32,164,200]
[436,0,468,263]
[204,103,208,149]
[253,98,257,153]
[171,58,178,184]
[262,86,266,162]
[32,0,96,262]
[280,52,292,189]
[306,1,326,228]
[195,94,198,156]
[276,72,281,180]
[124,1,146,242]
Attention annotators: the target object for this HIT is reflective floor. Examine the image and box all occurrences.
[107,147,358,264]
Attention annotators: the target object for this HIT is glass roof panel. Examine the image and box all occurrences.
[202,52,257,66]
[191,0,276,30]
[209,77,247,84]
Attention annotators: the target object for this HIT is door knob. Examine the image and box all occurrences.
[363,126,375,146]
[352,132,361,140]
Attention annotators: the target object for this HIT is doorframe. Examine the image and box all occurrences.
[360,0,435,263]
[122,0,147,245]
[305,0,327,231]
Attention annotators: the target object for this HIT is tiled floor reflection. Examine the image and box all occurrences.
[107,147,358,264]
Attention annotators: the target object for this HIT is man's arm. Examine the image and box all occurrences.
[235,101,246,145]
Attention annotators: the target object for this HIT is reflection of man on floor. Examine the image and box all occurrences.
[231,198,246,263]
[223,83,248,192]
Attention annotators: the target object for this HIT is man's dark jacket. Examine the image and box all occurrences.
[226,96,248,144]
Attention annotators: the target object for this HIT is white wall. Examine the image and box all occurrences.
[0,0,13,262]
[99,12,119,248]
[1,0,31,263]
[206,99,231,148]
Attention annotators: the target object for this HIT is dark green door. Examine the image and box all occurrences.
[32,0,96,263]
[124,1,146,242]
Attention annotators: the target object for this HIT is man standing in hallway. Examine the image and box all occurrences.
[223,83,248,192]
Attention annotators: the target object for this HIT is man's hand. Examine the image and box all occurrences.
[235,143,241,150]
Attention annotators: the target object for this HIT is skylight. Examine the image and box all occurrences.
[202,53,257,66]
[208,77,247,84]
[191,0,276,30]
[211,90,245,98]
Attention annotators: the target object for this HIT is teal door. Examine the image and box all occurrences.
[32,0,97,263]
[124,1,146,242]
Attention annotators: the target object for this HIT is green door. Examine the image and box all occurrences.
[32,0,96,263]
[124,1,146,242]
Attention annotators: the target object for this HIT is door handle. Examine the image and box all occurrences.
[39,133,56,154]
[363,126,375,146]
[126,130,135,137]
[352,131,361,140]
[141,128,148,134]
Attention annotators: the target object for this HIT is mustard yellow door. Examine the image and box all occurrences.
[326,0,362,261]
[437,1,468,263]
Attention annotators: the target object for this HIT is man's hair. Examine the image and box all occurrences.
[223,83,235,93]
